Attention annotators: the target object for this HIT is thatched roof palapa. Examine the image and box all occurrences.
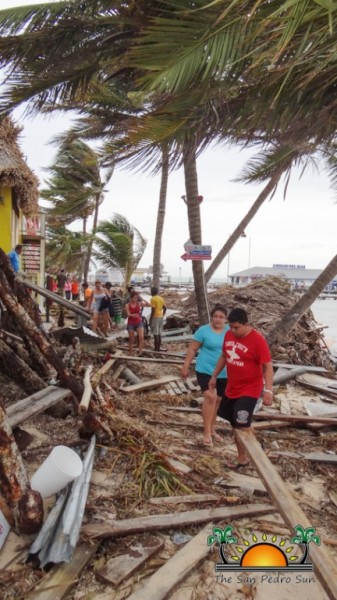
[0,116,39,216]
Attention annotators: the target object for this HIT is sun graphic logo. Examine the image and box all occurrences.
[207,525,320,572]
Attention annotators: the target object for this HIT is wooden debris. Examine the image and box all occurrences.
[302,452,337,464]
[254,411,337,426]
[26,543,99,600]
[126,523,216,600]
[7,386,71,429]
[82,503,273,539]
[148,493,220,506]
[165,457,192,474]
[78,365,93,414]
[218,472,268,496]
[91,350,123,388]
[119,375,181,393]
[95,537,164,586]
[236,428,337,600]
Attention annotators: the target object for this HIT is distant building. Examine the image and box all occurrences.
[229,264,337,291]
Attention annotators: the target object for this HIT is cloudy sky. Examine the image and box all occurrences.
[1,0,336,281]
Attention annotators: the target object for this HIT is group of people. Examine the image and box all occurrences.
[182,306,273,470]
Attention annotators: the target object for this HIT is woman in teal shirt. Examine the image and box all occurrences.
[181,305,229,446]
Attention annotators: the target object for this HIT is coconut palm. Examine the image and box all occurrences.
[94,214,147,292]
[45,224,85,273]
[42,134,113,280]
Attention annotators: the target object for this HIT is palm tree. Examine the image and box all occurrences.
[42,135,113,280]
[45,224,85,273]
[291,525,321,564]
[208,525,238,564]
[94,214,147,292]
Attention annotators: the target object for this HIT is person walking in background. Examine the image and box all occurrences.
[71,277,80,301]
[56,268,67,297]
[149,286,167,351]
[90,281,110,335]
[181,305,229,446]
[7,244,23,273]
[125,291,150,355]
[82,282,93,309]
[110,288,123,329]
[64,276,72,301]
[209,307,273,469]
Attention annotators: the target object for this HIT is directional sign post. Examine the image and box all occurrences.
[181,243,212,262]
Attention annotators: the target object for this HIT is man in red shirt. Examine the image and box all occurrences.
[209,307,273,469]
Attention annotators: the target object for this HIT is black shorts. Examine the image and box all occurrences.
[217,396,258,428]
[196,372,227,397]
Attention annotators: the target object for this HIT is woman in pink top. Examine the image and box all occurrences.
[125,291,150,355]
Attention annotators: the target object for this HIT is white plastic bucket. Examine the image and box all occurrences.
[30,445,83,498]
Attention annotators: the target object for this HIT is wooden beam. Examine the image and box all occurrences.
[82,503,273,539]
[126,523,216,600]
[17,277,91,320]
[236,429,337,600]
[7,387,71,429]
[116,354,183,365]
[119,375,181,393]
[254,412,337,426]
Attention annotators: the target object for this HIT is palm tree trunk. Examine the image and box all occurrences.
[205,169,283,283]
[183,144,209,324]
[267,253,337,349]
[83,192,101,281]
[152,146,169,289]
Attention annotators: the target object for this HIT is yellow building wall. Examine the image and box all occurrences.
[0,186,13,252]
[0,186,21,252]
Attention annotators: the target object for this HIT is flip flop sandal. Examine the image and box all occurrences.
[226,460,250,470]
[202,439,213,447]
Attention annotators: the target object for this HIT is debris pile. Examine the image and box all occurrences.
[168,277,333,368]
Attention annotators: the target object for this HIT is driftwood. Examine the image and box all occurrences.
[236,429,337,600]
[82,503,273,539]
[0,399,43,534]
[91,350,123,388]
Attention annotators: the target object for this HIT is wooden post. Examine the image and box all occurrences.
[236,429,337,600]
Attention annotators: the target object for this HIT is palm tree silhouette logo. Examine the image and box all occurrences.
[208,524,320,572]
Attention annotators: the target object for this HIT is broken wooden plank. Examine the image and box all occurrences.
[236,429,337,600]
[165,457,192,474]
[148,493,220,506]
[126,523,215,600]
[296,372,337,398]
[7,387,71,429]
[96,537,164,586]
[302,452,337,464]
[176,380,188,393]
[26,543,99,600]
[218,472,267,496]
[254,411,337,426]
[115,354,183,365]
[91,350,123,387]
[111,363,125,381]
[82,503,273,539]
[120,375,181,393]
[185,377,198,391]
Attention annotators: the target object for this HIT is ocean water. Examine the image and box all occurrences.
[312,298,337,349]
